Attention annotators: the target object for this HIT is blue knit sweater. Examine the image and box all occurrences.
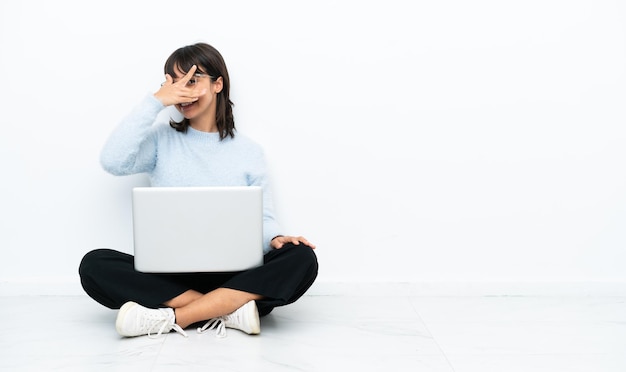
[100,95,282,253]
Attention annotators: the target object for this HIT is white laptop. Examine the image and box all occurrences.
[132,186,264,273]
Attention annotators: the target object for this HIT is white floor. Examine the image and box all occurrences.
[1,294,626,371]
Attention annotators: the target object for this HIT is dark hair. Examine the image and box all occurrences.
[164,43,235,140]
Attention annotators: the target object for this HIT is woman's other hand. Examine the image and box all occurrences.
[271,235,316,250]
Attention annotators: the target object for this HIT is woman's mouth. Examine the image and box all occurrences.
[179,102,196,111]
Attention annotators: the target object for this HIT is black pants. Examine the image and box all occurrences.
[79,243,318,317]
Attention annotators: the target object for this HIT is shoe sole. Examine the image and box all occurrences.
[115,301,139,336]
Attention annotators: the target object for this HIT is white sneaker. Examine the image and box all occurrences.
[115,301,188,338]
[197,300,260,338]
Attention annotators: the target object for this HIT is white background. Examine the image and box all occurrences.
[1,0,625,294]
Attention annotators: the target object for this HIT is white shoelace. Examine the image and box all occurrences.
[145,309,188,338]
[197,317,228,338]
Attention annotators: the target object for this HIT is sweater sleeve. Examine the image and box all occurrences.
[100,95,165,176]
[261,189,284,254]
[246,148,283,254]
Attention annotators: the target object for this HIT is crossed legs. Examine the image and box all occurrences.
[164,288,263,329]
[79,244,318,336]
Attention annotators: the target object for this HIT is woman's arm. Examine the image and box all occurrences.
[100,95,163,176]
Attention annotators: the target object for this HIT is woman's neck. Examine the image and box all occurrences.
[189,110,218,132]
[190,120,218,132]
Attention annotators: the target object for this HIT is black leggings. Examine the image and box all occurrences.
[78,243,318,317]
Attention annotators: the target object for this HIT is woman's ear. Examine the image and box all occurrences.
[214,76,224,94]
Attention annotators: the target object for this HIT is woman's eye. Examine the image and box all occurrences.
[187,79,197,86]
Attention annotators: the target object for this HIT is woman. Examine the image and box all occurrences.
[79,42,318,338]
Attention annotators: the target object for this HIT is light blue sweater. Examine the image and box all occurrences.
[100,95,283,253]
